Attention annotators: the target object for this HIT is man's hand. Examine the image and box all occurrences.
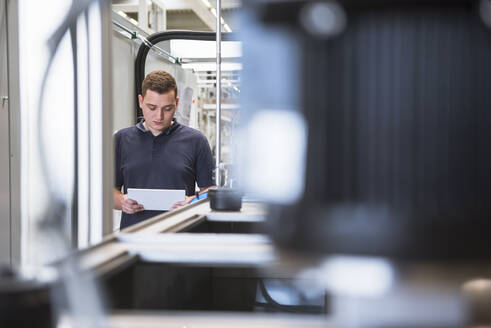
[170,189,214,211]
[170,200,187,211]
[114,188,144,214]
[120,194,144,214]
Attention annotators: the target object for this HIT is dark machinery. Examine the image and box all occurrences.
[243,0,491,260]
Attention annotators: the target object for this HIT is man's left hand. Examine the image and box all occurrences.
[170,200,187,211]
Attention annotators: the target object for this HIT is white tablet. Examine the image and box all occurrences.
[127,188,185,211]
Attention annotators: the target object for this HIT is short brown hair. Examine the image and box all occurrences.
[141,70,178,98]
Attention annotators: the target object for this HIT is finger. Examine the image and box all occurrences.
[128,203,144,211]
[122,203,143,214]
[125,198,138,205]
[122,206,134,214]
[170,201,185,211]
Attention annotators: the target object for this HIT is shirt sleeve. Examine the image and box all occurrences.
[195,134,215,188]
[114,131,124,189]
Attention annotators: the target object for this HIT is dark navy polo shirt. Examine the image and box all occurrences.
[114,120,214,229]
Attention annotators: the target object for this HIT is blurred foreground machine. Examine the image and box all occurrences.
[239,0,491,326]
[244,0,491,259]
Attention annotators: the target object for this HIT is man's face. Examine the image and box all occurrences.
[139,89,179,135]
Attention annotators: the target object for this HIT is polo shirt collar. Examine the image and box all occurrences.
[136,119,180,136]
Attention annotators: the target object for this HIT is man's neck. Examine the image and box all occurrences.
[143,121,161,136]
[143,120,174,136]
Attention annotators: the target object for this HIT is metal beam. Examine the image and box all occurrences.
[6,0,22,267]
[138,0,148,32]
[154,0,192,10]
[114,0,236,32]
[184,0,217,31]
[1,0,11,267]
[101,1,115,238]
[111,4,139,12]
[215,0,222,186]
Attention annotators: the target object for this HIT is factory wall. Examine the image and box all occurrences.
[111,32,138,133]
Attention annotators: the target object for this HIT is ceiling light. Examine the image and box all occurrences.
[200,0,212,8]
[210,7,217,18]
[117,11,128,18]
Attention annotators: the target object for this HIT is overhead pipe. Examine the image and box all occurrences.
[133,31,238,121]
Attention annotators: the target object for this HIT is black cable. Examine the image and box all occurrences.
[133,31,240,121]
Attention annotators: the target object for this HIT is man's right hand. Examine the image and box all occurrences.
[115,189,144,214]
[120,194,144,214]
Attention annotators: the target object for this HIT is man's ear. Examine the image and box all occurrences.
[175,97,180,107]
[138,94,143,108]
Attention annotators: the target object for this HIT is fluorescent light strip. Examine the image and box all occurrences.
[200,0,212,8]
[208,7,232,31]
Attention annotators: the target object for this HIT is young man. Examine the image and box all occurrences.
[114,70,214,229]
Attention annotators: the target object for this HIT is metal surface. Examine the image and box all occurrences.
[116,233,274,265]
[106,311,331,328]
[215,0,222,187]
[0,0,10,265]
[68,201,330,320]
[59,199,491,326]
[122,200,265,234]
[112,10,149,38]
[6,0,21,267]
[64,201,267,271]
[111,11,178,64]
[101,0,115,238]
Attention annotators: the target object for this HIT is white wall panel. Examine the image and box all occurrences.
[112,32,137,132]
